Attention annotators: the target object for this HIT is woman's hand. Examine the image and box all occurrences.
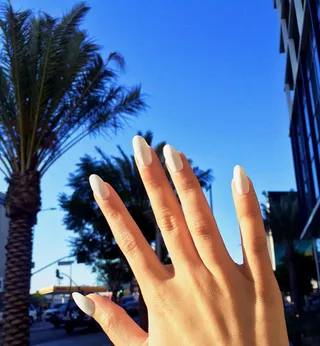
[73,136,288,346]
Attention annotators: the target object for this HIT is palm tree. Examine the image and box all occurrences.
[60,130,213,264]
[59,130,214,331]
[262,191,302,311]
[0,3,145,345]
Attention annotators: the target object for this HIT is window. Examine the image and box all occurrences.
[297,123,305,160]
[312,160,320,199]
[306,33,320,115]
[314,42,320,81]
[304,101,311,134]
[315,104,320,139]
[309,137,314,158]
[296,116,313,209]
[310,65,320,107]
[308,78,316,113]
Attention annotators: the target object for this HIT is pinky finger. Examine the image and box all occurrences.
[231,166,274,283]
[73,293,148,346]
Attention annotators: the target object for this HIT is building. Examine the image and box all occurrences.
[0,192,9,307]
[37,286,110,304]
[274,0,320,238]
[274,0,320,287]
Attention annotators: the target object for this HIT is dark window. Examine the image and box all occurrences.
[290,5,300,55]
[296,112,314,210]
[282,0,290,26]
[316,104,320,142]
[308,78,316,113]
[304,100,311,135]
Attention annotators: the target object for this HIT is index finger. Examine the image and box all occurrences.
[89,174,167,287]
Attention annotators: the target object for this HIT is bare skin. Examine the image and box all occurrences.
[73,136,289,346]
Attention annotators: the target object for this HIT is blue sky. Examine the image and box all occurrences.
[0,0,296,293]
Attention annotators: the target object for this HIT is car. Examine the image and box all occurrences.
[29,304,37,325]
[44,303,66,322]
[0,304,37,326]
[120,294,139,317]
[49,296,100,333]
[49,304,67,328]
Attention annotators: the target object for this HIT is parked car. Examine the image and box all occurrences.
[48,304,67,328]
[48,296,100,333]
[120,294,139,317]
[44,303,66,322]
[29,304,37,325]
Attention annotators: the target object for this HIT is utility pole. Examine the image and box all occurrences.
[58,260,74,296]
[32,256,72,276]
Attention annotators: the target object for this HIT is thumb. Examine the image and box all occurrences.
[73,293,148,346]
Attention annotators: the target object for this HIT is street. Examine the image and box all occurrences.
[0,321,112,346]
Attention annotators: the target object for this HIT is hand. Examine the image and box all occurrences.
[73,136,288,346]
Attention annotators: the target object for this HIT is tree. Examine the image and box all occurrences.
[29,292,46,309]
[59,130,213,329]
[262,191,303,311]
[275,252,317,297]
[0,3,145,345]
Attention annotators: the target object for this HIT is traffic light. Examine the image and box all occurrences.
[56,269,60,279]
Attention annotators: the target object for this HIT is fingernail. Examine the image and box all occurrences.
[233,165,249,195]
[132,136,152,166]
[89,174,110,200]
[72,292,95,317]
[163,144,183,172]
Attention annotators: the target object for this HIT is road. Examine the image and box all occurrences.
[0,321,112,346]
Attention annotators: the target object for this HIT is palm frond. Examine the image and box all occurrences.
[0,3,146,178]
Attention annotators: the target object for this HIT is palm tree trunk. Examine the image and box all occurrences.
[3,170,41,346]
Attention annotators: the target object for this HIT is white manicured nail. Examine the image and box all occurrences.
[72,292,95,317]
[89,174,110,200]
[132,136,152,166]
[163,145,183,172]
[233,165,249,195]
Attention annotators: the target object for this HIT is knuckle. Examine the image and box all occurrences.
[257,286,282,308]
[250,235,268,255]
[100,310,117,335]
[106,207,122,220]
[157,208,180,233]
[119,233,139,257]
[144,174,163,189]
[190,217,211,240]
[179,178,197,196]
[238,208,262,224]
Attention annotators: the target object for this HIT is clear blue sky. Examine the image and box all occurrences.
[0,0,296,293]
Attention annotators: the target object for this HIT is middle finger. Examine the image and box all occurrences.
[132,136,201,267]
